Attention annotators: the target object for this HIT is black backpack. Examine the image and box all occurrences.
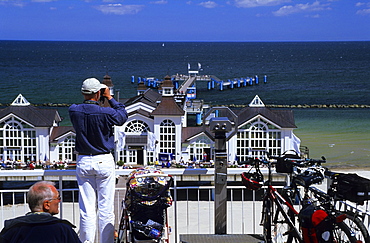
[298,204,334,243]
[275,150,301,173]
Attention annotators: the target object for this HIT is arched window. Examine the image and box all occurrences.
[159,119,175,154]
[118,120,152,164]
[124,120,150,133]
[0,117,36,162]
[237,117,281,160]
[59,135,75,161]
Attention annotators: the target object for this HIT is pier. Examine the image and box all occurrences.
[131,64,268,101]
[132,73,267,92]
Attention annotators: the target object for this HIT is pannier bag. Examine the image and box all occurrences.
[295,168,325,188]
[330,173,370,205]
[275,150,301,173]
[298,204,334,243]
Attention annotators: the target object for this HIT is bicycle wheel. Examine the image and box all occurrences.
[333,221,359,243]
[340,211,370,243]
[262,197,273,243]
[117,207,130,243]
[265,194,301,243]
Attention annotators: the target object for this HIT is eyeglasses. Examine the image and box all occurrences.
[48,196,61,202]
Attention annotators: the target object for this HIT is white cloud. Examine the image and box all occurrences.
[199,1,218,8]
[273,1,331,17]
[355,2,370,7]
[306,13,320,18]
[233,0,292,8]
[355,2,366,7]
[94,4,144,15]
[0,0,26,7]
[150,0,168,4]
[355,1,370,15]
[31,0,57,2]
[357,8,370,15]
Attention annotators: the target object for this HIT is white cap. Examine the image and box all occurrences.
[81,78,107,94]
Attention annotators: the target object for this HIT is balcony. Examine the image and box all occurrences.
[0,169,369,243]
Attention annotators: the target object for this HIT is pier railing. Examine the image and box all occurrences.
[0,169,369,243]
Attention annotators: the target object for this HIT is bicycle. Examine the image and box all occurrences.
[295,167,370,243]
[240,155,363,243]
[268,151,370,243]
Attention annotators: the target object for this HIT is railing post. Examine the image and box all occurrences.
[59,175,63,219]
[173,176,178,243]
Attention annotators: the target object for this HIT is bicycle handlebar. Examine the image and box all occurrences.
[238,154,326,168]
[238,157,263,166]
[284,157,326,167]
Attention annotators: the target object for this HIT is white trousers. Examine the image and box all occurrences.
[76,154,115,243]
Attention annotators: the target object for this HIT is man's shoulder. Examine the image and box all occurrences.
[68,103,79,112]
[4,213,75,230]
[0,215,80,243]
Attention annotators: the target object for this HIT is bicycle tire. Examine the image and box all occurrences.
[263,197,273,243]
[340,211,370,243]
[333,221,359,243]
[264,194,301,243]
[117,208,130,243]
[308,185,370,243]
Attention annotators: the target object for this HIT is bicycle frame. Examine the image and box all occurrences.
[241,154,369,243]
[261,161,303,243]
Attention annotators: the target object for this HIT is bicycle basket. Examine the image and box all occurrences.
[330,173,370,204]
[276,150,300,173]
[241,171,263,190]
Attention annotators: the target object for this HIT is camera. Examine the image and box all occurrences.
[99,87,106,102]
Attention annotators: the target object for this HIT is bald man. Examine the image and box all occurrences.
[0,181,81,243]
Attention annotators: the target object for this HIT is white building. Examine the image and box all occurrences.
[0,75,301,166]
[0,94,74,164]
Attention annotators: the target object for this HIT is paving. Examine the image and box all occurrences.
[179,234,263,243]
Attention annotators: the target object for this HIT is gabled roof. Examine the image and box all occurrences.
[124,89,161,107]
[236,107,296,128]
[249,95,265,107]
[151,96,185,116]
[11,94,30,106]
[0,105,61,127]
[50,126,75,142]
[182,126,208,143]
[128,108,152,118]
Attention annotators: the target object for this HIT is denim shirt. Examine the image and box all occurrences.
[69,98,128,155]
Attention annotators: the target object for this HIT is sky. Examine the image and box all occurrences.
[0,0,369,42]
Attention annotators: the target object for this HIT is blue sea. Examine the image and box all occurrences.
[0,41,369,167]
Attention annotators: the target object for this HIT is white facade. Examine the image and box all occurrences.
[0,92,301,166]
